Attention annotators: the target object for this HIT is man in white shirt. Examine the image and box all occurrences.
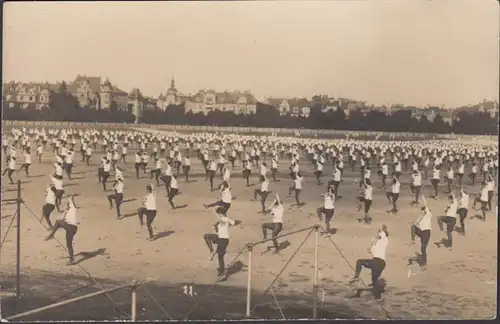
[262,194,284,253]
[349,225,389,299]
[108,178,124,219]
[317,188,335,236]
[64,149,74,179]
[204,181,232,216]
[437,193,458,248]
[468,163,477,185]
[253,175,270,214]
[356,179,373,224]
[472,181,489,221]
[3,156,16,184]
[137,184,158,240]
[134,151,142,179]
[150,157,162,186]
[270,156,279,182]
[385,177,400,213]
[410,202,432,268]
[410,170,422,205]
[182,156,191,183]
[45,196,79,265]
[167,175,180,209]
[314,160,324,185]
[457,189,469,235]
[203,206,241,278]
[101,158,112,191]
[41,184,58,229]
[18,148,32,177]
[288,172,303,206]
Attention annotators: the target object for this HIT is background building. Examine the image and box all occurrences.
[184,89,257,115]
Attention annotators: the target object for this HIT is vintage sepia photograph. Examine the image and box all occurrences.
[1,0,498,321]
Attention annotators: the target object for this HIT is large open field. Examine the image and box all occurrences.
[1,128,497,321]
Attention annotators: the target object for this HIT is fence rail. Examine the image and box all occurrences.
[1,120,497,141]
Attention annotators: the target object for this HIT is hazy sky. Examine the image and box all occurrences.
[3,1,499,107]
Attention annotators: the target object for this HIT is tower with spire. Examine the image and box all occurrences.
[166,77,178,106]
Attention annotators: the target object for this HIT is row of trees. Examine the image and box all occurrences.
[2,89,498,135]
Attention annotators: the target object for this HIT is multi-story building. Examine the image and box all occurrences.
[185,89,257,115]
[266,97,311,117]
[68,75,128,110]
[2,81,58,110]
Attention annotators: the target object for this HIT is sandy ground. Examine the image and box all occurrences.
[0,133,497,321]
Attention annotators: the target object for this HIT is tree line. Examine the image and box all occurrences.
[2,87,498,135]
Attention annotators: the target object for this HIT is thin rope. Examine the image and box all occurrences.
[250,227,314,316]
[21,201,130,319]
[0,210,17,249]
[270,288,286,320]
[321,227,392,320]
[182,245,247,320]
[139,284,173,320]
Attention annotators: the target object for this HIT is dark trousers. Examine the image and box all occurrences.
[138,208,157,239]
[18,163,31,176]
[288,187,301,205]
[65,163,73,178]
[161,175,172,195]
[207,201,231,216]
[2,169,14,183]
[183,165,190,182]
[107,193,123,217]
[437,216,456,247]
[262,222,283,250]
[410,225,430,266]
[354,257,386,290]
[42,203,56,228]
[55,189,65,211]
[150,169,161,185]
[168,188,179,208]
[48,220,78,262]
[254,189,270,213]
[204,234,229,275]
[317,207,335,231]
[457,208,468,234]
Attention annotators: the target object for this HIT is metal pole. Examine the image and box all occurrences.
[313,225,319,319]
[16,180,21,299]
[6,282,135,320]
[245,245,253,318]
[131,285,137,322]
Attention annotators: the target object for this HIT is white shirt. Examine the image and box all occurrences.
[170,177,178,189]
[216,215,236,239]
[103,162,111,172]
[364,185,373,200]
[183,157,191,166]
[165,164,172,176]
[144,193,156,210]
[445,201,458,218]
[458,194,469,209]
[8,158,16,170]
[487,181,495,191]
[52,176,63,190]
[64,205,78,226]
[24,153,32,164]
[324,194,335,209]
[458,164,465,174]
[271,159,278,169]
[333,168,341,181]
[446,169,454,179]
[221,187,232,203]
[271,205,284,223]
[412,173,422,186]
[45,188,56,205]
[432,169,440,180]
[391,181,400,194]
[371,231,388,261]
[65,152,73,164]
[416,210,432,231]
[381,164,388,175]
[114,181,124,194]
[480,187,489,202]
[261,179,269,192]
[293,176,303,190]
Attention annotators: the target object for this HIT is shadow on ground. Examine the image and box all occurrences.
[1,269,363,321]
[1,268,494,321]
